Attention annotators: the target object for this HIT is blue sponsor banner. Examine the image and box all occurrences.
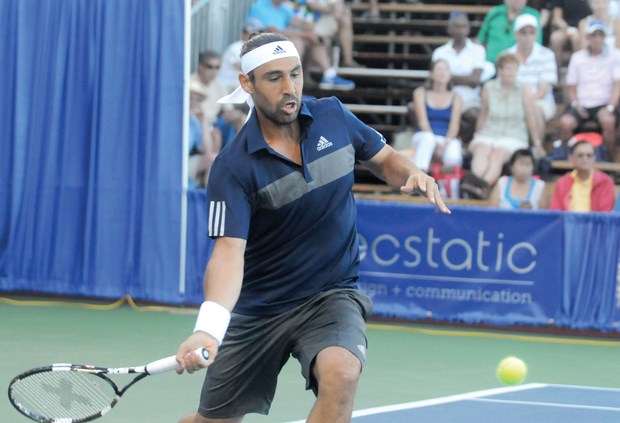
[356,200,564,327]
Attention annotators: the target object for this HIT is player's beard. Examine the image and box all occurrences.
[256,93,300,127]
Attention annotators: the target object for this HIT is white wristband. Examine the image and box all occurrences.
[194,301,231,345]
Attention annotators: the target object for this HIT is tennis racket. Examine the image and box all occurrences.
[8,348,209,422]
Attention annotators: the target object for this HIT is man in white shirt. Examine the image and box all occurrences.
[560,20,620,160]
[431,12,489,144]
[505,13,557,157]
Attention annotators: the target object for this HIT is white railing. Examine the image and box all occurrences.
[190,0,254,72]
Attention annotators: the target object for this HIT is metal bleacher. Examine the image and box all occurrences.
[306,0,497,145]
[303,0,620,194]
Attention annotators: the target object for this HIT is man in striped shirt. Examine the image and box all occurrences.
[559,20,620,160]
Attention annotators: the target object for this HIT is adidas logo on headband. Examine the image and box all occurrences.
[230,41,300,86]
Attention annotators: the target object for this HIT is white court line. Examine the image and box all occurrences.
[468,397,620,412]
[543,383,620,392]
[283,383,547,423]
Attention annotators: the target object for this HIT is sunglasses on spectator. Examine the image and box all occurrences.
[202,63,220,70]
[574,152,595,158]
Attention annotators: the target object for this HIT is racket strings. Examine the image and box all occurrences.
[11,370,116,420]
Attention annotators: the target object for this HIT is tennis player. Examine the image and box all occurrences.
[176,32,451,423]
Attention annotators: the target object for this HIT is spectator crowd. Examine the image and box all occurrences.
[188,0,620,213]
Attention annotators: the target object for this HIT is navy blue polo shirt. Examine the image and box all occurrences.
[206,96,386,316]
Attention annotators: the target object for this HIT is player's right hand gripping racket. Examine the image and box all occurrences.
[8,348,209,422]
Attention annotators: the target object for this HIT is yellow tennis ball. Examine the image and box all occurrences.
[496,356,527,385]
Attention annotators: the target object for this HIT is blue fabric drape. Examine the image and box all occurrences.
[184,189,214,305]
[0,0,185,302]
[562,213,620,330]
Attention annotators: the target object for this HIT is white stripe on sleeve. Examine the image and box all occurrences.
[219,202,226,236]
[208,201,215,236]
[213,201,222,236]
[208,201,226,236]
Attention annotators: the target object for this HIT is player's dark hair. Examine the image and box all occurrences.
[240,32,290,82]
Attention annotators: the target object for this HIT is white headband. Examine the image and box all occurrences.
[218,41,300,105]
[240,40,299,74]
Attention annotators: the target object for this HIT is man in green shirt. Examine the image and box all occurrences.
[477,0,541,62]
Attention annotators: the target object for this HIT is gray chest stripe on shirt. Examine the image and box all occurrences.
[255,144,355,210]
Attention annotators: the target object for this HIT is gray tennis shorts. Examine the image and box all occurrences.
[197,287,372,419]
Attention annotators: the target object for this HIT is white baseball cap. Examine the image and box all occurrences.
[586,20,608,35]
[514,14,538,33]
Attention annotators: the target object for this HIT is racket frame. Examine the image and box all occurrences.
[8,349,207,423]
[8,363,149,423]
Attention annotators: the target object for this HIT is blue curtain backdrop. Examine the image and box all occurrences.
[0,0,185,302]
[184,190,213,304]
[562,213,620,330]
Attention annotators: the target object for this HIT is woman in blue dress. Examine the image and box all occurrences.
[411,59,464,173]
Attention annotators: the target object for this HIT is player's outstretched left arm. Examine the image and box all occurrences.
[363,144,451,214]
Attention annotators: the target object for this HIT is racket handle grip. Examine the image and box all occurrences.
[146,347,210,375]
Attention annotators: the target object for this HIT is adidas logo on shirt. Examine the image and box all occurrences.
[272,45,286,55]
[316,136,333,151]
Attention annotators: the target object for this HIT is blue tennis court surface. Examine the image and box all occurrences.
[287,384,620,422]
[352,384,620,422]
